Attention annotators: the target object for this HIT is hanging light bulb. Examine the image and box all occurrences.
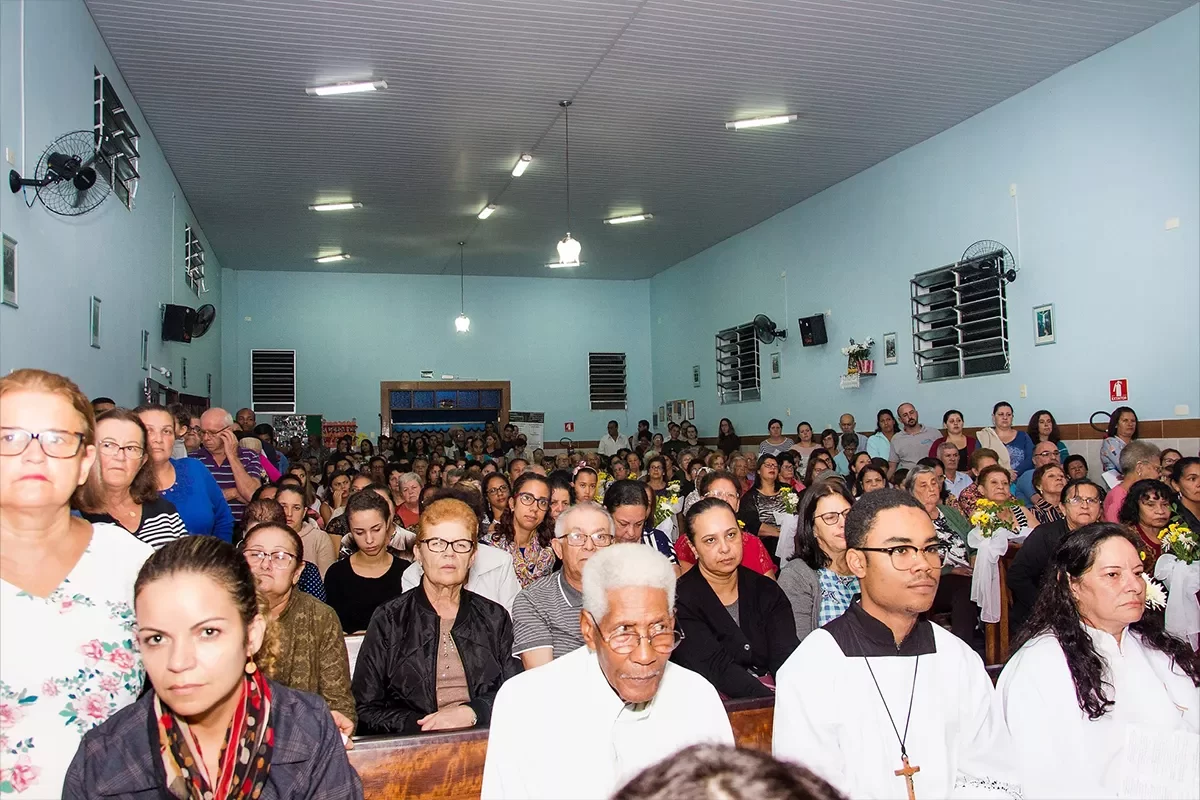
[455,241,470,333]
[552,100,581,268]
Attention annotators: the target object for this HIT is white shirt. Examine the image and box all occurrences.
[481,645,734,799]
[0,523,153,798]
[402,542,521,613]
[997,627,1200,798]
[597,434,625,457]
[774,612,1020,799]
[945,472,973,498]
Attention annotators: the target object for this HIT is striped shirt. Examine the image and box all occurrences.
[80,497,188,550]
[195,446,266,523]
[511,572,586,659]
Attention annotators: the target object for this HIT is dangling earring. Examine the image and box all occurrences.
[245,660,257,674]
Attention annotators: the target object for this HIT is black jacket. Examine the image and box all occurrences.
[352,585,520,735]
[63,680,362,799]
[671,565,799,699]
[1007,519,1071,628]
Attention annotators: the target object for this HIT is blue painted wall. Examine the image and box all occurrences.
[649,6,1199,435]
[0,0,224,404]
[221,269,652,441]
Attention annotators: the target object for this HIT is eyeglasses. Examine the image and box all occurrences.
[1064,496,1100,506]
[421,537,475,553]
[705,490,739,503]
[587,612,684,654]
[0,428,85,458]
[815,509,852,526]
[199,426,229,438]
[98,440,146,459]
[515,492,550,510]
[853,543,949,569]
[562,531,615,548]
[486,486,510,496]
[243,550,298,568]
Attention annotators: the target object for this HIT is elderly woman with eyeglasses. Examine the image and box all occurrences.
[240,521,356,742]
[778,477,858,642]
[353,498,519,734]
[75,409,188,550]
[905,464,977,644]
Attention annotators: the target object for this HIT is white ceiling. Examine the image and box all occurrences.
[85,0,1193,279]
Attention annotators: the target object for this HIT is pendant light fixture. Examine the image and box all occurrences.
[454,241,470,333]
[554,100,582,268]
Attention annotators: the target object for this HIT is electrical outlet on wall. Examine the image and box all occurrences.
[1019,385,1027,398]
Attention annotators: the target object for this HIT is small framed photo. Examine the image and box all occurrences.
[1033,303,1055,346]
[883,332,898,365]
[659,405,666,426]
[692,365,701,388]
[140,330,149,369]
[89,296,102,349]
[2,235,17,308]
[686,400,695,420]
[770,352,781,378]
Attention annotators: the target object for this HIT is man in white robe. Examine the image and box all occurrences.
[481,544,734,799]
[773,489,1021,800]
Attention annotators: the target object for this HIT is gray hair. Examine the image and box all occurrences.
[582,544,676,621]
[1119,440,1160,473]
[903,464,939,494]
[398,472,423,489]
[554,502,615,539]
[937,440,959,458]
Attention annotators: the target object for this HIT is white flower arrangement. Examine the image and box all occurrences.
[1143,573,1167,611]
[840,337,875,360]
[778,486,799,514]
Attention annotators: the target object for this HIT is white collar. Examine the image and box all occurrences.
[1084,623,1131,655]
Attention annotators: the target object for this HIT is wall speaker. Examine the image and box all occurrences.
[162,304,195,343]
[798,314,828,347]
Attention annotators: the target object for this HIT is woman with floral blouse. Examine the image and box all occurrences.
[0,369,155,797]
[482,472,555,588]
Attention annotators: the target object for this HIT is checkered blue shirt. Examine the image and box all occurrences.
[817,568,860,627]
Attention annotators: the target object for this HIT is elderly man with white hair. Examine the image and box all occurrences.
[195,406,265,524]
[482,544,734,800]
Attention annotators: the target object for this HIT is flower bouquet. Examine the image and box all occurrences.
[778,486,799,515]
[1154,519,1200,649]
[967,499,1027,624]
[653,481,683,528]
[840,337,875,374]
[594,471,611,502]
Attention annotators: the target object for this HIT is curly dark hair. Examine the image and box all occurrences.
[493,472,553,547]
[792,477,855,568]
[1117,479,1173,527]
[1015,523,1200,719]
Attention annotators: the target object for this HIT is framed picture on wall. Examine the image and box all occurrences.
[770,352,781,378]
[686,400,695,420]
[89,296,101,349]
[1033,303,1055,346]
[883,332,898,365]
[658,405,666,426]
[2,235,17,308]
[140,330,149,369]
[692,365,701,388]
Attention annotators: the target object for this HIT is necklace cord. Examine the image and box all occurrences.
[864,655,920,759]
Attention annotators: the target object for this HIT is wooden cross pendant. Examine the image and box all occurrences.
[895,754,921,800]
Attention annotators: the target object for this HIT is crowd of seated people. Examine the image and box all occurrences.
[3,367,1196,799]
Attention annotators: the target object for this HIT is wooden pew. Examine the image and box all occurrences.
[347,696,774,800]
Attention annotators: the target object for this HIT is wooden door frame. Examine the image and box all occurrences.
[380,381,511,433]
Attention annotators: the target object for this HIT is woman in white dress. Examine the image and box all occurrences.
[997,523,1200,798]
[0,369,154,796]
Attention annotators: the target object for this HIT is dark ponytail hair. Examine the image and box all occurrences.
[135,535,280,676]
[1016,523,1200,719]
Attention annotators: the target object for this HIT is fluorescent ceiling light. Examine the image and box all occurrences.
[308,202,362,211]
[315,253,350,263]
[305,80,388,97]
[511,154,533,177]
[725,113,798,130]
[604,213,654,225]
[477,204,497,220]
[547,262,586,269]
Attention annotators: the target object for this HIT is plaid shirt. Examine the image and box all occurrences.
[817,568,859,627]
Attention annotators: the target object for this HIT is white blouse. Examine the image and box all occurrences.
[0,523,153,797]
[997,626,1199,798]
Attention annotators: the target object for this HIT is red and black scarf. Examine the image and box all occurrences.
[155,667,275,800]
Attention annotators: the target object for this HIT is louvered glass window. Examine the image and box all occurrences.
[911,251,1010,382]
[716,323,760,404]
[588,353,627,411]
[93,69,140,210]
[251,350,296,413]
[184,226,206,295]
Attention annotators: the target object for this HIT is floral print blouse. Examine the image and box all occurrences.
[0,523,153,796]
[481,533,557,589]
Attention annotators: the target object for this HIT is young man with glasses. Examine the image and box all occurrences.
[510,503,616,669]
[774,489,1020,800]
[1007,478,1104,626]
[483,544,734,799]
